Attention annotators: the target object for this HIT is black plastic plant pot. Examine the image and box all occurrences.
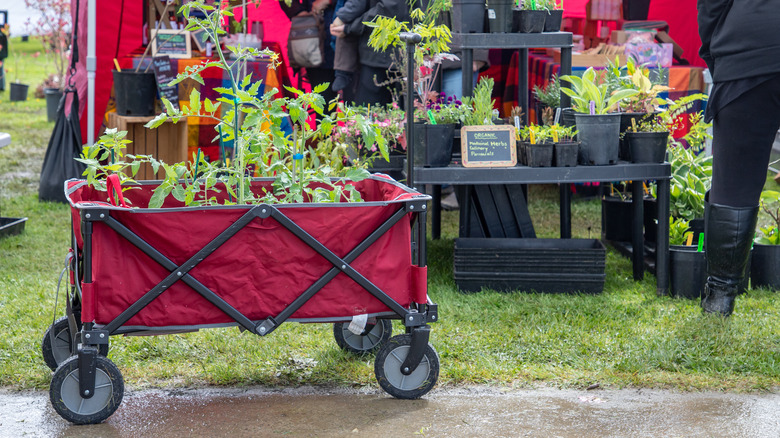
[487,0,514,33]
[623,0,652,20]
[670,245,706,299]
[9,83,29,102]
[112,70,157,116]
[626,131,668,163]
[574,113,621,165]
[543,9,563,32]
[44,88,63,122]
[618,112,645,160]
[524,142,553,167]
[452,0,486,34]
[561,108,577,129]
[413,123,455,167]
[554,141,579,167]
[750,243,780,290]
[515,10,546,33]
[602,196,633,242]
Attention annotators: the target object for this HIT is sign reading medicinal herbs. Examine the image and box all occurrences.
[461,125,517,167]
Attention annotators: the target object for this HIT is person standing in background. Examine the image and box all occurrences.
[281,0,338,105]
[329,0,411,106]
[0,24,8,92]
[697,0,780,316]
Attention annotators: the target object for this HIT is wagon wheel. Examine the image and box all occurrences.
[49,354,124,425]
[42,316,109,371]
[374,334,439,399]
[333,319,392,354]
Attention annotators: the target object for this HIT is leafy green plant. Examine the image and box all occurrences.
[79,0,384,208]
[462,77,496,125]
[756,190,780,245]
[517,125,551,143]
[533,74,561,108]
[603,56,668,113]
[624,114,668,133]
[560,67,639,114]
[548,124,577,142]
[662,143,712,221]
[669,216,694,246]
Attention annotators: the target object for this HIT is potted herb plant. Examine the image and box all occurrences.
[518,125,553,167]
[9,51,30,102]
[532,74,560,125]
[560,67,638,165]
[668,217,706,299]
[26,0,71,115]
[542,0,564,32]
[751,189,780,289]
[515,0,546,33]
[623,114,668,163]
[549,124,578,167]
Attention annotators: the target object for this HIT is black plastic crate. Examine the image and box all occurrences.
[453,238,606,293]
[0,217,28,238]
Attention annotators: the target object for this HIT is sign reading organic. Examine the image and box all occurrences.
[461,125,517,167]
[151,56,179,111]
[152,30,192,59]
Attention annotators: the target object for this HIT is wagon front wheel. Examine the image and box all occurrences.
[333,319,392,354]
[42,317,109,371]
[49,354,124,425]
[374,334,439,399]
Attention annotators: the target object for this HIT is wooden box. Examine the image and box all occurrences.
[107,112,188,180]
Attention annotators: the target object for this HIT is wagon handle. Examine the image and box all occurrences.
[106,174,129,208]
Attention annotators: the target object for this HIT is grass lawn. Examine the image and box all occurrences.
[1,37,779,393]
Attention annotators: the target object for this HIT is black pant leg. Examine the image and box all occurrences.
[710,76,780,207]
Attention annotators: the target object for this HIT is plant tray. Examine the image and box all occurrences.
[454,238,606,294]
[0,217,28,238]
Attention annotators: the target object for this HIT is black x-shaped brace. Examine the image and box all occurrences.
[83,200,430,337]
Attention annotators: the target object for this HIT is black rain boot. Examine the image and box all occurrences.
[701,198,758,316]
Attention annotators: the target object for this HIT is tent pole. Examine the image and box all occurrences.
[87,0,96,146]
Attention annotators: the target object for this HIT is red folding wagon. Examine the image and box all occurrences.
[43,175,439,424]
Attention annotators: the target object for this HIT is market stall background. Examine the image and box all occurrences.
[66,0,706,144]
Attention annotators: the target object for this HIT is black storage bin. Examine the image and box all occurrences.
[454,238,606,294]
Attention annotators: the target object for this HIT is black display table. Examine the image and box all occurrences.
[413,162,672,296]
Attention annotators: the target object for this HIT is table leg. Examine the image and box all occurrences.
[518,48,529,125]
[656,178,670,296]
[560,184,571,238]
[632,181,644,280]
[432,184,441,240]
[462,49,474,98]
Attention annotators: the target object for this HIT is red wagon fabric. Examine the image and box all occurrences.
[65,176,430,330]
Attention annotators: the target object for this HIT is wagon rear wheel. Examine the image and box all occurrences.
[42,317,109,371]
[49,354,124,425]
[333,319,392,354]
[374,334,439,399]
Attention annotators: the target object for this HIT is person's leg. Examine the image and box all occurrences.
[703,76,780,315]
[354,65,391,106]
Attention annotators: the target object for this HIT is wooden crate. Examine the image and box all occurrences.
[107,112,188,180]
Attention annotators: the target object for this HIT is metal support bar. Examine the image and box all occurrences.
[77,346,98,399]
[400,325,430,375]
[656,178,671,296]
[632,181,644,280]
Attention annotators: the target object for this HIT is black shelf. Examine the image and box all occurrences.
[451,32,573,49]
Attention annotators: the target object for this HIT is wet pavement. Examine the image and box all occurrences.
[2,386,779,437]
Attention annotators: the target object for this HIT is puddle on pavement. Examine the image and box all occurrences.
[2,387,779,437]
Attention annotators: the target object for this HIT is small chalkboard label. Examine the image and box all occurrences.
[151,55,179,111]
[461,125,517,167]
[152,30,192,59]
[191,28,209,52]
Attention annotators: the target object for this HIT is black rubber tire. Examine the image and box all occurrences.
[333,319,392,354]
[374,334,439,399]
[42,317,109,371]
[49,354,124,425]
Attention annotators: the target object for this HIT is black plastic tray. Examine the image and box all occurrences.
[0,217,28,238]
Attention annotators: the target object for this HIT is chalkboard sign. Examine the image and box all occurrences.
[191,28,209,52]
[461,125,517,167]
[152,30,192,59]
[151,56,179,111]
